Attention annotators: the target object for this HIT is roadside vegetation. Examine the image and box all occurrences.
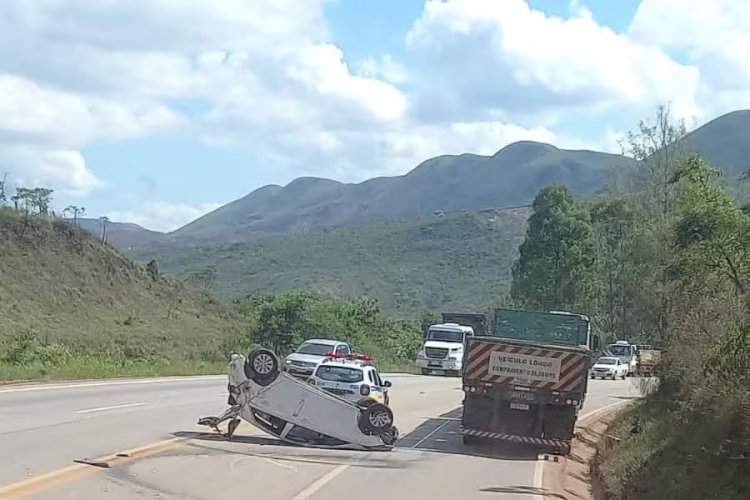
[0,188,426,379]
[511,105,749,500]
[225,292,427,372]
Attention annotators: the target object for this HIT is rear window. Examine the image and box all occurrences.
[297,342,333,355]
[315,365,364,383]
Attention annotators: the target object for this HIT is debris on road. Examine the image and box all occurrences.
[73,459,110,468]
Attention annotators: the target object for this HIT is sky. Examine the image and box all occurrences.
[1,0,749,232]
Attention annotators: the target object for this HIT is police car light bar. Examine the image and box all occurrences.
[324,352,374,362]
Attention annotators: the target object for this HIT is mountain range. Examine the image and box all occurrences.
[103,109,750,252]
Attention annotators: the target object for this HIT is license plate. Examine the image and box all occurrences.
[509,402,530,411]
[509,390,535,401]
[428,363,442,367]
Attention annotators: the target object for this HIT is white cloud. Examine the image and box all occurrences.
[1,146,104,197]
[0,73,182,195]
[0,74,183,147]
[358,55,410,84]
[107,201,223,233]
[405,0,701,123]
[2,0,744,228]
[629,0,750,117]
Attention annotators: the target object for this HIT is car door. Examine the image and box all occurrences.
[371,369,389,405]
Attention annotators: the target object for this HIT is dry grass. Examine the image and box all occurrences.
[0,208,235,380]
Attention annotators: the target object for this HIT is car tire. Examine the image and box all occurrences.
[358,402,394,436]
[420,368,430,375]
[245,348,280,386]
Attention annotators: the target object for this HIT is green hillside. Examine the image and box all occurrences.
[137,207,531,316]
[0,208,234,379]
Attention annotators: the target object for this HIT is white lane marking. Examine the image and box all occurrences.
[75,402,146,414]
[579,399,632,423]
[411,419,451,449]
[533,399,636,498]
[0,376,224,394]
[264,457,298,472]
[532,455,545,500]
[292,464,350,500]
[0,373,420,395]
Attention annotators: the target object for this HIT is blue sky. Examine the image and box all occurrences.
[0,0,747,231]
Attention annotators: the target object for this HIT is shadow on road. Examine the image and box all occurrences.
[171,407,539,464]
[396,407,539,461]
[169,430,411,470]
[173,430,296,447]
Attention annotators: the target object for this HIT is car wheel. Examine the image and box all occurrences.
[420,368,430,375]
[358,403,394,436]
[245,348,280,386]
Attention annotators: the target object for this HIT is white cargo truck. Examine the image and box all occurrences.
[416,312,485,376]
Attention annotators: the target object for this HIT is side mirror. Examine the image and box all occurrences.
[383,380,392,388]
[592,334,600,351]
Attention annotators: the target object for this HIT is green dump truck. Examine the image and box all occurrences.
[459,307,599,454]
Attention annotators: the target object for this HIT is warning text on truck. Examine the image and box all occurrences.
[488,351,562,383]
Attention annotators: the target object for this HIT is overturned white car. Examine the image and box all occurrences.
[198,347,399,450]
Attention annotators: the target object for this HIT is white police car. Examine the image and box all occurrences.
[309,353,392,406]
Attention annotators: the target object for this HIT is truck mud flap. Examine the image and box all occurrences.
[460,426,571,451]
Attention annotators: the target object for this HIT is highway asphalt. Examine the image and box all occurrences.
[0,373,644,499]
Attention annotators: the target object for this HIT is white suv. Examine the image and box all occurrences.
[309,354,392,406]
[198,348,398,450]
[284,339,352,378]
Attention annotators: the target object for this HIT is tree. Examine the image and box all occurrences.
[587,196,637,339]
[671,155,750,298]
[29,188,54,216]
[63,205,85,225]
[98,216,110,244]
[620,103,689,219]
[0,172,7,206]
[510,184,597,312]
[14,187,33,214]
[605,104,692,345]
[146,260,159,281]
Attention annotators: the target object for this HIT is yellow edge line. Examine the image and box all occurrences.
[0,420,258,499]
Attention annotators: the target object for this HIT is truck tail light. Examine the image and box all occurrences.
[360,385,371,396]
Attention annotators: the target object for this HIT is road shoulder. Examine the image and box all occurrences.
[542,401,632,500]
